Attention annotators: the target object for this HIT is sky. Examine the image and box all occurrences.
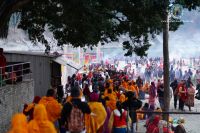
[0,10,200,59]
[148,10,200,58]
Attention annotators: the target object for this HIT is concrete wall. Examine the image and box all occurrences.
[0,80,34,133]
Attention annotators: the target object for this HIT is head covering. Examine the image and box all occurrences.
[8,113,28,133]
[33,104,49,122]
[90,92,99,102]
[152,115,160,125]
[32,96,41,104]
[71,87,80,97]
[28,104,57,133]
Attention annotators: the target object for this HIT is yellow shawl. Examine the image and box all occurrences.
[8,113,28,133]
[39,96,62,122]
[28,104,57,133]
[85,102,107,133]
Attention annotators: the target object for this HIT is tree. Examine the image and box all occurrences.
[1,0,200,116]
[0,0,31,37]
[1,0,181,55]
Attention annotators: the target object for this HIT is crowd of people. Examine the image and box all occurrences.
[8,61,196,133]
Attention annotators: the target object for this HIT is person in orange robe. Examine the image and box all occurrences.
[105,89,117,111]
[28,104,57,133]
[39,89,62,123]
[119,93,126,103]
[122,80,128,90]
[8,113,28,133]
[128,82,139,98]
[23,96,41,121]
[85,92,107,133]
[104,82,116,98]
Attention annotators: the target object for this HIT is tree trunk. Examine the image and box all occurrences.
[163,0,170,120]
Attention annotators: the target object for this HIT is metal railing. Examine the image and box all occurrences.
[0,62,32,87]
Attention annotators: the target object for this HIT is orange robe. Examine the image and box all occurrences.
[119,94,126,103]
[39,96,62,122]
[128,85,139,98]
[106,93,117,111]
[28,104,57,133]
[85,102,107,133]
[8,113,28,133]
[122,81,128,90]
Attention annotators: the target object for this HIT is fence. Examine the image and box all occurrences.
[0,62,32,87]
[135,111,200,133]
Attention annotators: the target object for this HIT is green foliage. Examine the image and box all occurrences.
[2,0,200,56]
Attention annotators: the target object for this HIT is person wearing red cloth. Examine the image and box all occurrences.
[0,48,6,86]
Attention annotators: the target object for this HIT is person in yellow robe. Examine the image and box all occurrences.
[85,92,107,133]
[8,113,28,133]
[105,89,117,111]
[122,80,128,90]
[127,82,139,98]
[39,89,62,123]
[28,104,57,133]
[132,81,139,98]
[23,96,41,121]
[119,93,126,103]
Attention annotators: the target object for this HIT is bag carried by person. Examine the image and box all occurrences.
[67,104,85,132]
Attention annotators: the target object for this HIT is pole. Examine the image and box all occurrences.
[163,0,170,120]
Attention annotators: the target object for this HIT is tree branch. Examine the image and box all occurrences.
[0,0,32,38]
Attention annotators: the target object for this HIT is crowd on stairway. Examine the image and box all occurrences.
[8,58,200,133]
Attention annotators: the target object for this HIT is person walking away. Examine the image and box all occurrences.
[194,70,200,85]
[85,92,107,133]
[23,96,41,121]
[170,79,179,109]
[148,82,157,107]
[61,86,91,133]
[28,104,57,133]
[39,89,62,130]
[122,91,142,133]
[157,83,164,110]
[170,67,175,83]
[178,83,187,111]
[108,101,130,133]
[141,103,149,120]
[136,76,145,99]
[8,113,28,133]
[175,68,180,81]
[101,98,112,133]
[185,83,195,111]
[146,115,160,133]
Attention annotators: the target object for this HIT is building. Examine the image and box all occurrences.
[4,51,63,96]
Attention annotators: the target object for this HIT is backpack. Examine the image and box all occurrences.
[67,104,85,132]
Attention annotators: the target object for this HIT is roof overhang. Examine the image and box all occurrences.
[53,56,82,71]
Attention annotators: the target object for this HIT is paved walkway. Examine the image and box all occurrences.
[135,95,200,133]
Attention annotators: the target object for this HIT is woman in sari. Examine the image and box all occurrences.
[148,82,157,107]
[85,92,107,133]
[185,83,195,111]
[108,101,130,133]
